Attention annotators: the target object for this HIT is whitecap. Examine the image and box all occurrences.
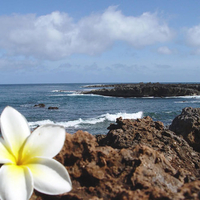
[174,100,200,104]
[166,95,200,99]
[51,90,78,93]
[20,104,33,108]
[28,119,54,129]
[102,111,143,121]
[28,111,143,130]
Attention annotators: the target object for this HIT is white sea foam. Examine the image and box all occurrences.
[102,111,143,121]
[179,95,200,99]
[51,90,77,93]
[174,100,200,104]
[141,95,200,99]
[52,90,61,92]
[29,111,143,130]
[28,119,54,127]
[49,93,102,97]
[20,104,33,108]
[166,95,200,99]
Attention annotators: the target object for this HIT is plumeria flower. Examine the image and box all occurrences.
[0,106,72,200]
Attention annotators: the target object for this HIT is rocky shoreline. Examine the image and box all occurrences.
[83,83,200,97]
[31,107,200,200]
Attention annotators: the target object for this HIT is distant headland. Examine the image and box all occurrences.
[83,82,200,97]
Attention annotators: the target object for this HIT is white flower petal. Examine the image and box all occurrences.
[26,157,72,195]
[0,165,33,200]
[0,106,30,156]
[22,124,65,160]
[0,138,15,164]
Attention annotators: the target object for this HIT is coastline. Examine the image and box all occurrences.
[2,83,200,136]
[83,82,200,97]
[32,106,200,200]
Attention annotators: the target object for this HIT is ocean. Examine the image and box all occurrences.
[0,83,199,135]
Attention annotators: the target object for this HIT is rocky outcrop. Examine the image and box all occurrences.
[30,108,200,200]
[97,116,200,179]
[48,106,59,110]
[169,107,200,152]
[34,103,45,108]
[83,83,200,97]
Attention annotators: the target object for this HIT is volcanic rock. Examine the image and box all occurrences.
[48,106,59,110]
[34,103,45,108]
[177,180,200,199]
[31,116,200,199]
[169,107,200,152]
[83,83,200,97]
[29,106,200,200]
[97,116,200,179]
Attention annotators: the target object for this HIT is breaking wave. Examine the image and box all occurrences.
[28,111,143,130]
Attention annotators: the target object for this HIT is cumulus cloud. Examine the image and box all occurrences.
[186,24,200,54]
[0,6,174,60]
[186,25,200,46]
[157,46,172,54]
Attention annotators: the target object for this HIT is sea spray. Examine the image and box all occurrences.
[28,111,143,131]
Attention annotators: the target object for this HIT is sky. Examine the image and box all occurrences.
[0,0,200,84]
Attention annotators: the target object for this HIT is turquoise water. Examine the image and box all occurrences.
[0,83,199,135]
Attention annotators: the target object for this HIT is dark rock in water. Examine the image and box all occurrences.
[31,114,200,200]
[48,106,59,110]
[169,107,200,152]
[83,83,200,97]
[34,103,45,108]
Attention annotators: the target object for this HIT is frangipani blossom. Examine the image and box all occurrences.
[0,106,72,200]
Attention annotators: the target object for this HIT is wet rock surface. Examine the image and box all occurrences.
[83,83,200,97]
[31,107,200,200]
[34,103,45,108]
[48,106,59,110]
[169,107,200,152]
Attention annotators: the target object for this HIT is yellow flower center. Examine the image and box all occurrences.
[12,148,30,166]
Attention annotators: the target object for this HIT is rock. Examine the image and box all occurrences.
[31,126,200,200]
[98,116,200,179]
[29,107,200,200]
[169,107,200,152]
[177,180,200,199]
[98,116,164,149]
[83,83,200,97]
[48,106,59,110]
[34,103,45,108]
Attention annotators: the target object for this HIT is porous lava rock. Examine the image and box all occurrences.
[169,107,200,152]
[177,180,200,199]
[30,118,200,200]
[34,103,45,108]
[98,116,200,179]
[83,83,200,97]
[48,106,59,110]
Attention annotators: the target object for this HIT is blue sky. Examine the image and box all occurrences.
[0,0,200,83]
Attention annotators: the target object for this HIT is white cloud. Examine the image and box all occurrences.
[186,25,200,46]
[157,46,172,54]
[186,24,200,54]
[0,6,174,60]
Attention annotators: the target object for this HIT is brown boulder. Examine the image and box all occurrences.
[98,116,164,149]
[97,116,200,178]
[48,106,59,110]
[177,180,200,199]
[34,103,45,108]
[31,127,200,200]
[169,107,200,152]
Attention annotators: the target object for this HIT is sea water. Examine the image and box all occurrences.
[0,83,199,135]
